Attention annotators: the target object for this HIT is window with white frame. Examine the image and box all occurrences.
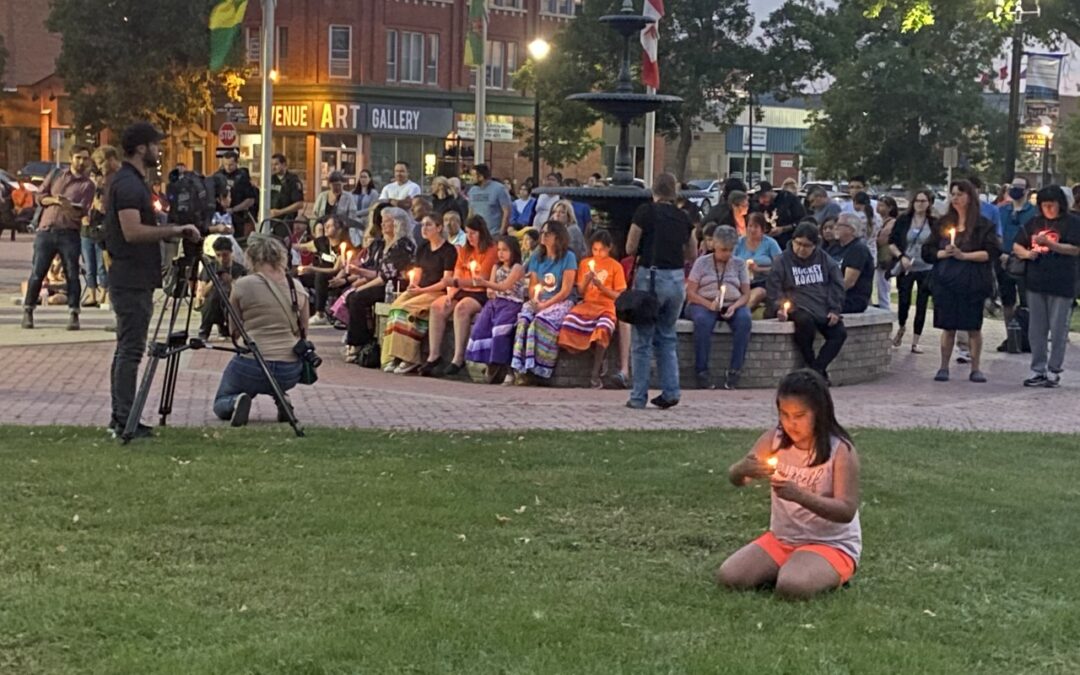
[329,25,352,78]
[542,0,576,16]
[485,41,504,90]
[387,30,439,85]
[386,30,398,82]
[505,42,517,89]
[492,0,523,8]
[245,26,286,74]
[401,31,424,83]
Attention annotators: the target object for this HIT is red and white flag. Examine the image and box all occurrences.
[641,0,664,90]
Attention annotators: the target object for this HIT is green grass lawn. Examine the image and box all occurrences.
[2,427,1078,674]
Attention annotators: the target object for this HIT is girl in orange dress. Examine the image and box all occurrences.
[557,230,627,388]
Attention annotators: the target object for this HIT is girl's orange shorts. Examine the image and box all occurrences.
[753,531,856,584]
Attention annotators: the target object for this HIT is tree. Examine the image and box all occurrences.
[516,0,786,180]
[47,0,244,138]
[769,0,1010,185]
[1056,113,1080,183]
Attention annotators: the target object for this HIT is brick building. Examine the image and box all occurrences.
[225,0,619,199]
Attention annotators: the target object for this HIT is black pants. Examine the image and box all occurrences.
[791,308,847,376]
[896,270,932,335]
[199,291,227,337]
[300,267,332,314]
[110,286,154,429]
[24,228,81,310]
[345,285,385,347]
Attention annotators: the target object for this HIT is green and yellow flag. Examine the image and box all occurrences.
[464,0,487,67]
[209,0,250,72]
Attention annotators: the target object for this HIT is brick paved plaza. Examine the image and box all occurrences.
[2,234,1075,434]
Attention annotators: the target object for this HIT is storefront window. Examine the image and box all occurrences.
[370,136,447,190]
[239,133,308,190]
[317,134,359,189]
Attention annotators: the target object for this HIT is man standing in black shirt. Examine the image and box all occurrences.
[754,180,806,251]
[269,153,304,223]
[214,149,257,234]
[105,122,201,438]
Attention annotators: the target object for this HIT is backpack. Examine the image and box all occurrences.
[167,171,214,227]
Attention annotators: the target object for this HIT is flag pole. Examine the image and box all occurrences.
[643,87,656,188]
[474,13,488,166]
[257,0,276,230]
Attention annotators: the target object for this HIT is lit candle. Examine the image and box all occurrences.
[718,284,727,309]
[782,300,791,313]
[588,259,596,272]
[469,259,478,275]
[766,456,778,472]
[747,259,756,271]
[948,227,956,247]
[153,199,163,213]
[408,268,418,286]
[533,284,542,302]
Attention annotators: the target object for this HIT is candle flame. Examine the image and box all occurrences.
[766,456,778,468]
[782,301,791,312]
[588,259,596,272]
[469,260,478,273]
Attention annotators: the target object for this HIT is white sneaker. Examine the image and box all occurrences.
[309,314,327,326]
[382,359,398,373]
[394,361,420,375]
[955,348,971,364]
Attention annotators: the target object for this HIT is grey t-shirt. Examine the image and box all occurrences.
[688,254,750,307]
[468,180,512,236]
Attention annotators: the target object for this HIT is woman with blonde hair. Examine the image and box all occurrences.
[431,175,467,223]
[550,199,586,261]
[212,235,308,426]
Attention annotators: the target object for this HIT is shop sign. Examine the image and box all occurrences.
[456,114,515,141]
[242,102,454,136]
[363,104,453,137]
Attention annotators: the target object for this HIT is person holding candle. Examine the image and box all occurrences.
[717,369,861,600]
[888,189,937,353]
[344,207,415,364]
[465,236,528,384]
[922,180,1000,383]
[717,190,750,236]
[767,222,847,385]
[734,212,781,311]
[380,215,458,374]
[557,230,628,389]
[294,215,354,325]
[419,215,498,377]
[1013,186,1080,388]
[685,225,752,390]
[511,220,578,382]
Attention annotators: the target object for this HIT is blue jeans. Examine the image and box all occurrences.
[213,355,302,420]
[81,236,107,290]
[686,303,752,374]
[24,228,81,310]
[630,268,686,405]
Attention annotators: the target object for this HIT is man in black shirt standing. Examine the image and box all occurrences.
[754,180,806,251]
[105,122,201,438]
[214,149,258,234]
[269,153,304,223]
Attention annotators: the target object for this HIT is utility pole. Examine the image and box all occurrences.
[1003,1,1040,184]
[258,0,277,230]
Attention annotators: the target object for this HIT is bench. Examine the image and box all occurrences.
[375,303,894,389]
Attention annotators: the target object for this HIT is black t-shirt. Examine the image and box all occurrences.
[836,238,874,312]
[633,201,692,270]
[415,239,458,287]
[216,167,256,210]
[105,162,161,290]
[270,171,304,212]
[198,260,246,283]
[1015,214,1080,298]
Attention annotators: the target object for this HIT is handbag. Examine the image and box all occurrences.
[615,204,661,326]
[1004,254,1026,278]
[257,274,321,385]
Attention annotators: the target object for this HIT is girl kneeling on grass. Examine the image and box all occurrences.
[717,369,861,599]
[556,230,628,389]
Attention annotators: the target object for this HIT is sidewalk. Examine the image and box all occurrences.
[2,234,1076,433]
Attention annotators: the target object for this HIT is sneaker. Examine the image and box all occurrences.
[230,393,251,427]
[81,295,99,308]
[110,422,154,440]
[440,362,464,378]
[382,359,399,373]
[394,361,421,375]
[21,310,33,329]
[1023,373,1048,387]
[418,357,443,377]
[309,314,328,326]
[969,370,987,383]
[723,369,740,390]
[650,395,679,410]
[67,312,80,331]
[625,400,647,410]
[934,369,950,382]
[695,372,714,390]
[1045,372,1061,388]
[996,340,1009,353]
[955,348,971,364]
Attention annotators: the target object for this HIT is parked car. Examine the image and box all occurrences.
[685,179,719,211]
[882,185,911,211]
[18,161,69,187]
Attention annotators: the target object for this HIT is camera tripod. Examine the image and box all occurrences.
[121,248,305,443]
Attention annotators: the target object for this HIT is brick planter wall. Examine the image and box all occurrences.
[375,303,894,389]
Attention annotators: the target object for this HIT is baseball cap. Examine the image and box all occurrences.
[328,170,346,184]
[121,122,165,155]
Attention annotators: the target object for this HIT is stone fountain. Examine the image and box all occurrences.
[531,0,682,251]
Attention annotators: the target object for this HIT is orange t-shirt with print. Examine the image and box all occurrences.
[578,256,626,309]
[454,244,499,292]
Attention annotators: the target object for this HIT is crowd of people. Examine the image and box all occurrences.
[17,137,1080,420]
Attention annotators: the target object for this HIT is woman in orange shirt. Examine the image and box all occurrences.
[557,230,627,388]
[419,215,499,377]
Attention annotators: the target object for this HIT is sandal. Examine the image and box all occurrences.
[590,377,604,390]
[892,326,905,347]
[609,371,630,390]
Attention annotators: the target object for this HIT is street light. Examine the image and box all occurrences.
[527,38,550,184]
[1038,123,1053,187]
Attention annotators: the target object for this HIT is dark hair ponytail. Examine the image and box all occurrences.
[775,369,851,466]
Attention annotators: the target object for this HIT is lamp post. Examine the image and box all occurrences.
[1038,124,1053,187]
[527,38,550,184]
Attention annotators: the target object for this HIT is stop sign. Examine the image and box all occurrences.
[218,122,238,148]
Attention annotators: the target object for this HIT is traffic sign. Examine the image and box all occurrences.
[942,147,958,169]
[218,122,238,148]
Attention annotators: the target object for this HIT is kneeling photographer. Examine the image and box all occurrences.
[213,235,314,426]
